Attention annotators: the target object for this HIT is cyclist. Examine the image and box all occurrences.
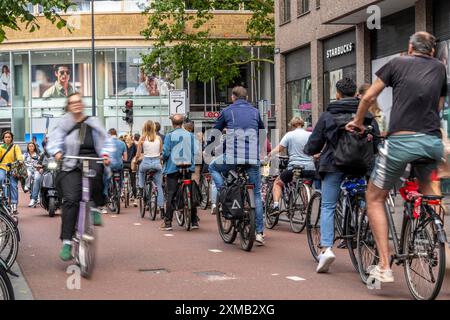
[47,92,114,261]
[24,142,42,207]
[207,86,266,245]
[125,134,138,207]
[161,114,198,231]
[346,32,448,283]
[268,117,315,212]
[103,128,127,214]
[137,120,164,217]
[304,78,380,273]
[155,121,165,144]
[0,131,23,214]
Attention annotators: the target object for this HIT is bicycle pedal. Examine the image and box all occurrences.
[81,234,95,242]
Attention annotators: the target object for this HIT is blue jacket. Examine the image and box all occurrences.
[162,128,197,175]
[212,99,265,164]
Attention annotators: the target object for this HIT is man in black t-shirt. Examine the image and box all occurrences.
[346,32,448,284]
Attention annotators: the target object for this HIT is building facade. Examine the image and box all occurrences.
[0,0,275,142]
[275,0,450,134]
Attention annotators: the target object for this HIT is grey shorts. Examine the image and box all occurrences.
[370,134,443,191]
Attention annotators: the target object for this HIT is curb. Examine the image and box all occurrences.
[10,262,35,300]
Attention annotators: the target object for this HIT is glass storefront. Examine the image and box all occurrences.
[286,77,312,130]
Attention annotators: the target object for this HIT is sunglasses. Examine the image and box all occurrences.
[59,70,71,76]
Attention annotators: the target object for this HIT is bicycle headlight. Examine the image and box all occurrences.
[47,161,58,170]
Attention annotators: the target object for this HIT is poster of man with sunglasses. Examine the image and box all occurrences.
[42,64,75,98]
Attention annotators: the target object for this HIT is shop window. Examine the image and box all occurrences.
[297,0,309,16]
[0,53,11,108]
[286,77,312,129]
[324,65,356,107]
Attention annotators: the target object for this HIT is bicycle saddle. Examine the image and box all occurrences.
[410,158,436,167]
[177,163,192,169]
[146,169,158,175]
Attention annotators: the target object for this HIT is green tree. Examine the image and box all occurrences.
[140,0,274,89]
[0,0,74,43]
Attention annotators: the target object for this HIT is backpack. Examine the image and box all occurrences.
[332,113,375,175]
[218,181,244,220]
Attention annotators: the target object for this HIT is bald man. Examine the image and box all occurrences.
[161,114,199,231]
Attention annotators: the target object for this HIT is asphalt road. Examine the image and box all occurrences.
[13,191,450,300]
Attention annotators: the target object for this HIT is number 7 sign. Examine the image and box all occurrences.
[169,90,189,116]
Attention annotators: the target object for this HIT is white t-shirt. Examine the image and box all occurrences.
[280,128,315,171]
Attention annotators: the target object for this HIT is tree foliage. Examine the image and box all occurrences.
[0,0,73,43]
[141,0,274,88]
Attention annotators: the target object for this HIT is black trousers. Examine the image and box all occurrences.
[165,172,198,224]
[56,163,106,241]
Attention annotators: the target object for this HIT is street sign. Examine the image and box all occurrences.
[42,114,54,118]
[169,90,188,116]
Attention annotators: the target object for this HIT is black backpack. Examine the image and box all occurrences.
[332,113,375,175]
[218,180,244,220]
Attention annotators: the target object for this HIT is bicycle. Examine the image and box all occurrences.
[199,172,211,210]
[306,176,367,271]
[139,169,159,221]
[0,204,19,271]
[122,168,131,208]
[173,164,195,231]
[215,165,256,252]
[357,158,447,300]
[107,170,122,214]
[0,258,14,300]
[63,155,104,279]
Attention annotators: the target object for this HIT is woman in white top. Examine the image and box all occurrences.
[0,65,10,106]
[136,120,164,212]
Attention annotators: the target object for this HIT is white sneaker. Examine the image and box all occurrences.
[101,207,108,214]
[367,265,394,283]
[316,247,336,273]
[133,200,138,207]
[211,204,216,215]
[255,233,265,246]
[28,199,36,207]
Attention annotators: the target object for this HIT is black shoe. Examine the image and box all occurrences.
[191,222,199,230]
[159,222,173,231]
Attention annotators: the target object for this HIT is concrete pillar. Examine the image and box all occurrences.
[311,39,323,125]
[275,52,287,136]
[415,0,433,32]
[356,23,371,86]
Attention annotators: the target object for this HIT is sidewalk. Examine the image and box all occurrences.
[10,262,34,300]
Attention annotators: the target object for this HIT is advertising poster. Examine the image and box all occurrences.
[0,63,11,107]
[329,69,343,102]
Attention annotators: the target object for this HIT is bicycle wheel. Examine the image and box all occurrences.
[239,193,256,252]
[48,197,56,217]
[0,264,14,300]
[77,202,96,279]
[356,205,378,284]
[402,214,446,300]
[216,196,237,244]
[344,199,360,273]
[199,175,210,210]
[289,183,310,233]
[264,185,279,229]
[115,181,121,215]
[306,191,322,262]
[124,179,129,208]
[107,183,117,213]
[148,183,157,221]
[139,185,147,219]
[184,186,191,231]
[0,214,19,270]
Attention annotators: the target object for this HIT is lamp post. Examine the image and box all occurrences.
[91,0,96,116]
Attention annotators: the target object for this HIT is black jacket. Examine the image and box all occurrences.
[304,98,380,175]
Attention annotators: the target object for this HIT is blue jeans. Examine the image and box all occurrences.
[0,169,18,204]
[210,180,217,205]
[209,157,264,234]
[31,171,42,200]
[138,157,164,207]
[320,172,344,248]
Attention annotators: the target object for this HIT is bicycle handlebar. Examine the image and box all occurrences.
[63,156,105,161]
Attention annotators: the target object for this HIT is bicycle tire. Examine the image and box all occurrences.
[139,190,146,219]
[344,199,360,273]
[106,183,117,213]
[356,204,378,284]
[216,196,237,244]
[199,175,210,210]
[289,183,310,233]
[239,192,256,252]
[0,213,19,270]
[48,197,56,217]
[115,181,121,215]
[184,185,191,231]
[124,181,129,208]
[402,215,446,300]
[78,202,96,279]
[0,264,14,300]
[264,185,279,229]
[148,183,157,221]
[306,191,322,262]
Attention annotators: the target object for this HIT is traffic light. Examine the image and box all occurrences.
[123,100,133,125]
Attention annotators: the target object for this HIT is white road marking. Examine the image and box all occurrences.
[133,223,142,226]
[286,276,305,281]
[271,273,280,276]
[164,234,174,237]
[111,215,117,218]
[208,249,223,253]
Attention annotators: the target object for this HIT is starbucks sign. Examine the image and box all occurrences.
[326,43,354,59]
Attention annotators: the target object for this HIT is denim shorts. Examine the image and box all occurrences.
[370,133,443,191]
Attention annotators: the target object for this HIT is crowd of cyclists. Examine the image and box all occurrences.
[0,31,448,300]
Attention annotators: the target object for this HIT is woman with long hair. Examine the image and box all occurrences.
[24,142,42,207]
[136,120,164,215]
[358,83,387,136]
[125,134,138,207]
[0,131,23,214]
